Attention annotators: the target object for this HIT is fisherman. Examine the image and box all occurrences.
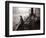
[17,16,24,30]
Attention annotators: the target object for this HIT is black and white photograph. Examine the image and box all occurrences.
[13,7,40,31]
[5,1,45,37]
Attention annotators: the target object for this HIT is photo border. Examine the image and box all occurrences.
[5,1,45,37]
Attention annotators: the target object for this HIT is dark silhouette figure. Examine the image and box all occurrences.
[29,8,35,29]
[17,16,24,30]
[27,8,40,30]
[30,8,40,30]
